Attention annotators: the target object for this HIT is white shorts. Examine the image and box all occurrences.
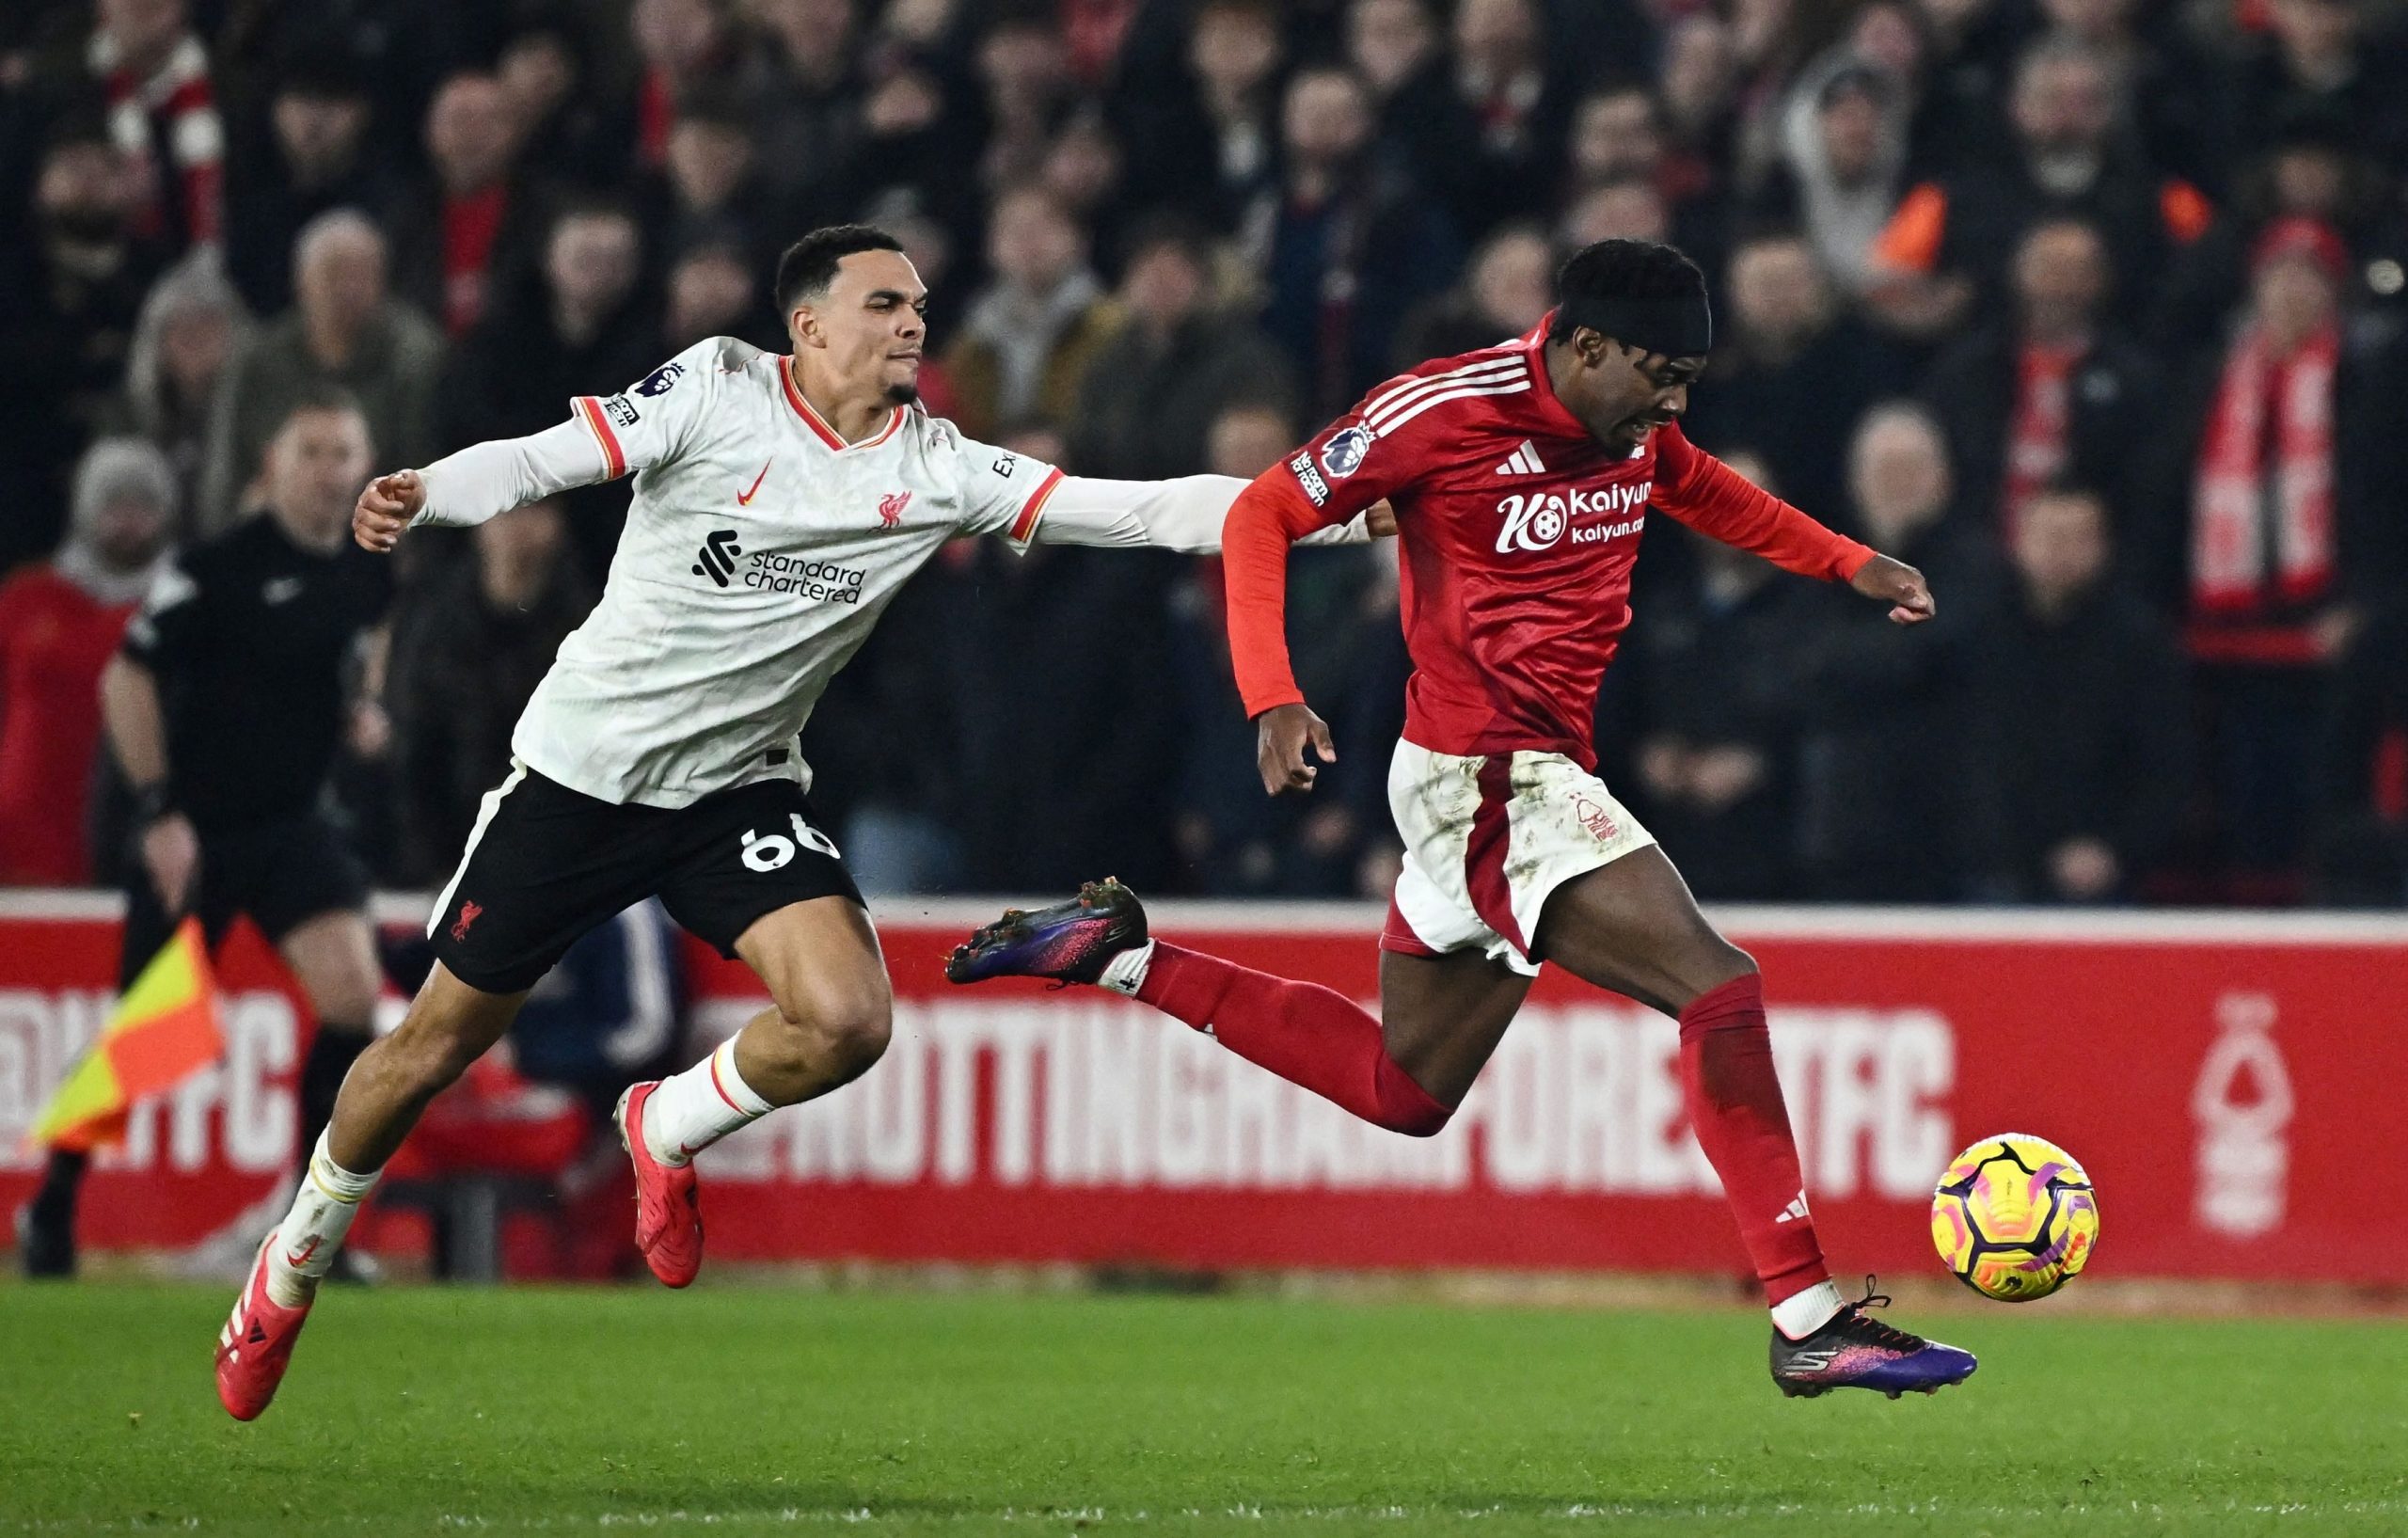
[1382,738,1657,977]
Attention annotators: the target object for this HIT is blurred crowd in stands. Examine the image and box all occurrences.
[2,0,2405,909]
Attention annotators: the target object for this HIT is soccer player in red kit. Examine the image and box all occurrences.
[950,240,1976,1398]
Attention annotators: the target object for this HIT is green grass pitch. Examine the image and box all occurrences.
[3,1284,2402,1536]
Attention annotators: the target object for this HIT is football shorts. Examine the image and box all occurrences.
[1381,738,1656,978]
[429,762,861,993]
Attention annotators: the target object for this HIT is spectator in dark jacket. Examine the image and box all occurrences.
[386,499,594,884]
[1167,401,1408,896]
[1432,0,1580,236]
[2312,597,2408,904]
[1070,220,1295,480]
[1119,0,1286,232]
[220,51,401,317]
[1247,67,1462,419]
[386,71,549,339]
[0,119,168,573]
[495,17,638,195]
[442,203,657,578]
[2223,0,2408,174]
[1622,451,1812,900]
[2149,110,2408,361]
[1972,484,2191,902]
[1787,404,1997,901]
[1863,35,2208,344]
[1391,221,1554,366]
[635,95,795,277]
[1919,216,2168,547]
[927,437,1186,895]
[1681,230,1907,525]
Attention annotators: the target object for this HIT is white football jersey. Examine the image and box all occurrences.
[410,337,1376,810]
[503,337,1070,807]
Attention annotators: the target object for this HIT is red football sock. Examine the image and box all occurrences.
[1134,943,1452,1135]
[1679,972,1830,1305]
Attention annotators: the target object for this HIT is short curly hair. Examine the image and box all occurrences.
[1549,240,1708,341]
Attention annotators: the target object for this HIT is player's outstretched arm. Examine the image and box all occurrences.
[1655,425,1937,621]
[355,417,616,552]
[1026,474,1391,552]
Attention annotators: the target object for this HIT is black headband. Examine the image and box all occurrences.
[1558,293,1713,359]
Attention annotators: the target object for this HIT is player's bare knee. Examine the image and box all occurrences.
[764,977,892,1079]
[819,1003,891,1081]
[809,986,892,1077]
[1674,938,1756,1007]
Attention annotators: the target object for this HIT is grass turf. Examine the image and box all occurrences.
[1,1284,2401,1536]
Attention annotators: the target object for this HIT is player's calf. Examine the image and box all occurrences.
[948,882,1455,1136]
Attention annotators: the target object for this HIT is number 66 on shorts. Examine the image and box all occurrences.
[431,762,863,994]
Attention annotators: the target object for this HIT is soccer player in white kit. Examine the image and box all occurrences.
[213,225,1382,1419]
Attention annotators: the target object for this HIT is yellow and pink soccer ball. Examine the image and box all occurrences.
[1930,1134,2099,1301]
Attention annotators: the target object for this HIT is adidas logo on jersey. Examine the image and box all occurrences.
[1494,440,1546,476]
[1775,1191,1812,1224]
[692,530,742,587]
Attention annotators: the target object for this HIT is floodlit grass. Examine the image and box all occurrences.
[3,1283,2402,1535]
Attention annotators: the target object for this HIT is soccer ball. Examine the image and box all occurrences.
[1930,1134,2099,1301]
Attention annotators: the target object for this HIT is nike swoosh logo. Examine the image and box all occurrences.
[737,460,772,506]
[283,1235,321,1269]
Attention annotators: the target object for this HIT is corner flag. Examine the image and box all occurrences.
[30,918,224,1152]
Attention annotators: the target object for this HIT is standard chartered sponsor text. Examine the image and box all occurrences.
[744,550,867,600]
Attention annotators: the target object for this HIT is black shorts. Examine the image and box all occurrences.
[429,765,861,994]
[122,810,371,988]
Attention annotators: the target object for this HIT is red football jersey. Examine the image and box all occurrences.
[1225,322,1875,769]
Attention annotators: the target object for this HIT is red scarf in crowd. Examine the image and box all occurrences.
[2003,341,2079,536]
[93,29,220,246]
[2190,322,2337,616]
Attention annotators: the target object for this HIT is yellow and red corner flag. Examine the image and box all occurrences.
[30,917,224,1153]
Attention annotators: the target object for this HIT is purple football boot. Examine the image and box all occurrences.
[945,879,1149,987]
[1770,1278,1979,1400]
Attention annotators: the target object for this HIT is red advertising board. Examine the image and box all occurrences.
[3,893,2401,1283]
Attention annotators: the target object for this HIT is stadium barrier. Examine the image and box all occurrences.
[3,892,2402,1284]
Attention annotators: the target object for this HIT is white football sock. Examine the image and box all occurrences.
[1771,1279,1846,1340]
[264,1132,379,1308]
[1097,938,1156,996]
[642,1038,774,1166]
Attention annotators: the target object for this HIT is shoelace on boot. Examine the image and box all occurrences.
[1841,1275,1925,1353]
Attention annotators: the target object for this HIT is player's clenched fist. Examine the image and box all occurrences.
[1256,702,1337,796]
[354,470,425,553]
